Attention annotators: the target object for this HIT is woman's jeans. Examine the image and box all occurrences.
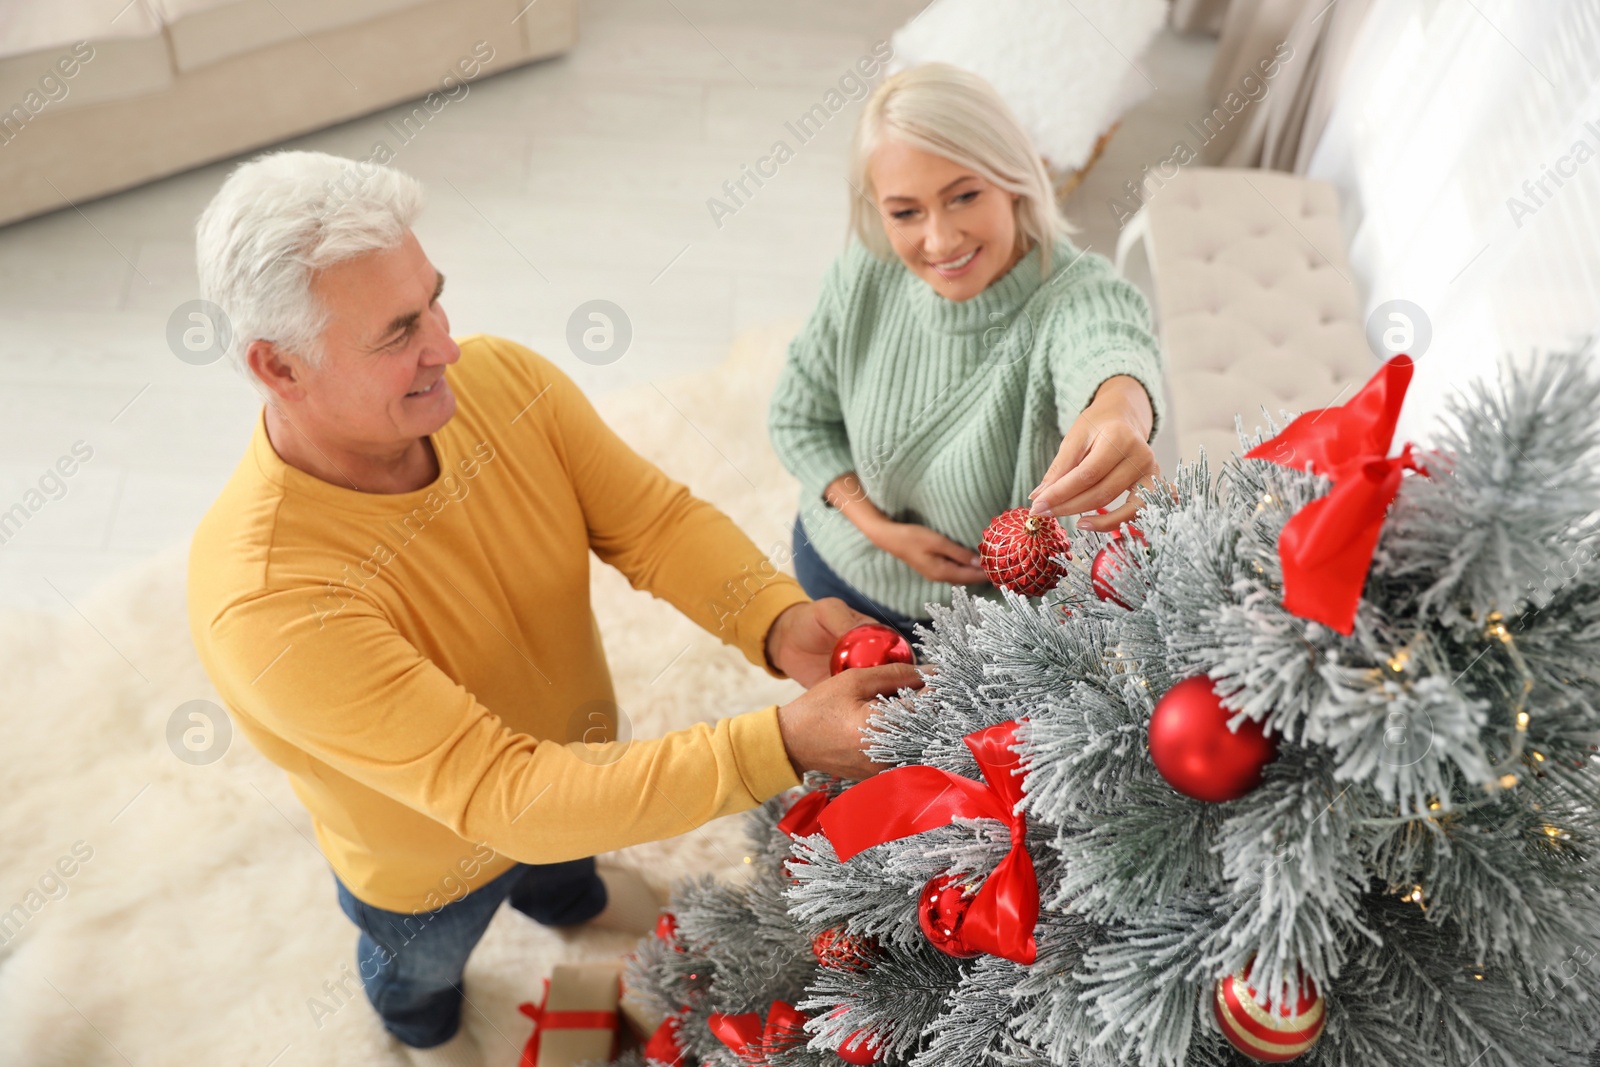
[333,858,606,1048]
[790,515,930,649]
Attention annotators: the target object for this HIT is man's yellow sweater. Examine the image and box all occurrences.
[187,335,807,913]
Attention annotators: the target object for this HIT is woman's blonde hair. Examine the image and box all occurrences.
[848,63,1068,276]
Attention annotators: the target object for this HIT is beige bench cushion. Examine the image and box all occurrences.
[1120,167,1373,467]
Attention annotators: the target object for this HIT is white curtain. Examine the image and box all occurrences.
[1305,0,1600,443]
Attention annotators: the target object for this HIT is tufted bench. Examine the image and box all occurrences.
[1115,167,1374,471]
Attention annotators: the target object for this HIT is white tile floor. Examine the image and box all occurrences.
[0,0,1213,613]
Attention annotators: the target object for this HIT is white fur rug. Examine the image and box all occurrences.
[0,322,807,1067]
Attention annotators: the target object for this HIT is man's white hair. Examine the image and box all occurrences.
[195,150,425,399]
[848,63,1070,277]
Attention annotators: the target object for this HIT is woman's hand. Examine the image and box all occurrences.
[871,522,987,585]
[825,473,986,585]
[1029,376,1159,533]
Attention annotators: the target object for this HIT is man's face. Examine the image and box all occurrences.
[291,229,460,450]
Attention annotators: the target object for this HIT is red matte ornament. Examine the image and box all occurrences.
[916,876,982,959]
[1091,526,1148,607]
[1213,963,1326,1062]
[1244,354,1426,635]
[980,507,1070,596]
[830,623,914,675]
[1149,676,1277,802]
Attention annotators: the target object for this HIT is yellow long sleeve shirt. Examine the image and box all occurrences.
[187,334,807,913]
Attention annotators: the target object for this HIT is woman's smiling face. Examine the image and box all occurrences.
[868,139,1025,302]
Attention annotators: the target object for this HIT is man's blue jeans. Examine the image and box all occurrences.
[333,858,607,1049]
[790,515,931,648]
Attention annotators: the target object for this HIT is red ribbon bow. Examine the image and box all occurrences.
[778,788,831,880]
[818,720,1038,965]
[644,1017,686,1066]
[777,788,830,838]
[708,1000,810,1062]
[1245,354,1425,636]
[516,978,620,1067]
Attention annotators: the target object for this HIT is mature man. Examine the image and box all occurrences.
[186,151,917,1067]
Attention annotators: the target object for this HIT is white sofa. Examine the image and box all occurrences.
[0,0,578,228]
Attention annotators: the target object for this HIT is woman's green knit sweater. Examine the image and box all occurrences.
[767,236,1166,619]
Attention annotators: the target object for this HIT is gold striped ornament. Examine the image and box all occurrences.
[1212,963,1325,1062]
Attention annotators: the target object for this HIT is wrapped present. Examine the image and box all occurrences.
[619,988,666,1043]
[620,916,673,1042]
[517,962,621,1067]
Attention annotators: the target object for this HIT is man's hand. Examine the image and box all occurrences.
[1029,375,1159,533]
[776,663,923,780]
[766,598,878,688]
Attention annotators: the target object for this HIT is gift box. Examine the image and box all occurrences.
[517,962,622,1067]
[619,987,666,1043]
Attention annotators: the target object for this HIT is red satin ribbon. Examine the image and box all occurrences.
[1244,354,1425,635]
[818,720,1038,965]
[516,977,620,1067]
[708,1000,809,1062]
[644,1017,686,1066]
[777,788,830,838]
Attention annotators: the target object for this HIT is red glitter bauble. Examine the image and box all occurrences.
[829,623,914,676]
[980,508,1070,597]
[916,876,982,959]
[811,927,878,971]
[1148,676,1277,802]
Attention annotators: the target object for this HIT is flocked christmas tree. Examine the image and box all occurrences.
[623,351,1600,1067]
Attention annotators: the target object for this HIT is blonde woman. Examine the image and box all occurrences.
[769,63,1165,643]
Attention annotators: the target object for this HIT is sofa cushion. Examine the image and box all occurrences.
[154,0,436,72]
[0,0,162,59]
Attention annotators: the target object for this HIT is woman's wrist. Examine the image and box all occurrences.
[825,473,895,545]
[1091,375,1155,439]
[861,513,898,550]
